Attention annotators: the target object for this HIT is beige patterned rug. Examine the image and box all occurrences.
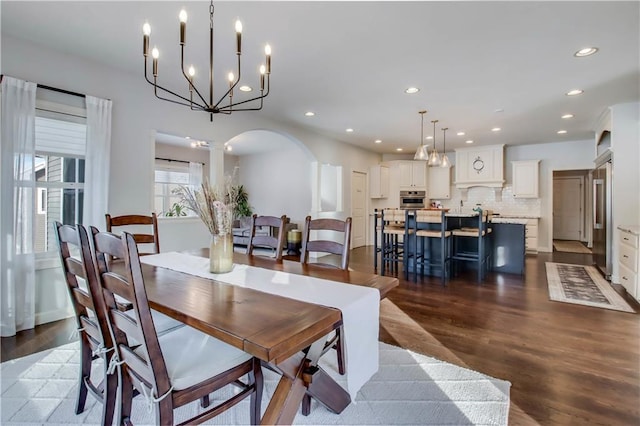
[553,240,592,254]
[545,262,635,313]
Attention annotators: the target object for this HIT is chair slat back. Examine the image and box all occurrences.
[89,228,171,398]
[105,213,160,255]
[247,214,288,260]
[54,222,112,354]
[416,210,444,224]
[300,216,352,270]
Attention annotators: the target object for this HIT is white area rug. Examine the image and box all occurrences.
[1,341,510,425]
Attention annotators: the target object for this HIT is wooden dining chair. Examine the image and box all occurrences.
[246,214,288,260]
[300,216,353,270]
[105,213,160,255]
[53,222,117,426]
[87,228,263,425]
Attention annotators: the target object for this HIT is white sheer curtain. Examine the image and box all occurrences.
[188,161,203,188]
[83,96,112,230]
[0,76,37,337]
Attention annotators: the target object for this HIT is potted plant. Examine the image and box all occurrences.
[231,185,252,221]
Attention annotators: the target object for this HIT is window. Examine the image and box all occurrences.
[154,160,199,217]
[34,115,87,254]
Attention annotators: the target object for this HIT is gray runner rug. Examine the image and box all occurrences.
[1,341,510,425]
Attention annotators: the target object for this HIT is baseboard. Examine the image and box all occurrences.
[35,308,73,326]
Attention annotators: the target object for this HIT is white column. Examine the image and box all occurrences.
[209,141,225,187]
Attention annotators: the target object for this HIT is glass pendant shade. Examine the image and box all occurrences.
[427,148,441,166]
[440,153,450,168]
[414,144,428,160]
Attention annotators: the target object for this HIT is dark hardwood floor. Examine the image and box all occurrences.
[2,247,639,425]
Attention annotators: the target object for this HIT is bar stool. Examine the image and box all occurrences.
[411,210,451,285]
[380,209,410,276]
[450,208,492,283]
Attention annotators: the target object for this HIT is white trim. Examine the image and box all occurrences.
[35,307,74,326]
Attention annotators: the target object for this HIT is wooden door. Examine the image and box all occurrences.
[553,177,583,240]
[351,171,367,248]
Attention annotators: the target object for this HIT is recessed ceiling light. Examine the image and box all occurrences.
[374,139,382,144]
[239,85,252,92]
[225,145,233,151]
[346,128,354,133]
[396,148,403,151]
[574,47,598,57]
[561,114,574,119]
[566,89,584,96]
[185,136,191,139]
[494,108,504,113]
[304,111,315,117]
[404,87,419,94]
[557,130,567,134]
[491,127,501,132]
[426,136,433,140]
[457,131,465,136]
[466,140,474,144]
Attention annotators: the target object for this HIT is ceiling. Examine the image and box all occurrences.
[2,1,639,155]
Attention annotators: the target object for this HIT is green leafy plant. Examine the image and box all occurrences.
[164,202,188,217]
[231,185,252,219]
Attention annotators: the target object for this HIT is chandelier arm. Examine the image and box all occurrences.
[144,58,207,109]
[218,96,263,112]
[213,54,242,109]
[180,46,210,108]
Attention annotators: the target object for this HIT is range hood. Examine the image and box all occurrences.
[454,144,505,200]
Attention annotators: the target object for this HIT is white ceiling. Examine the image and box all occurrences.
[2,1,639,155]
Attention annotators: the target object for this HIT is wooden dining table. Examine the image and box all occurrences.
[137,250,398,425]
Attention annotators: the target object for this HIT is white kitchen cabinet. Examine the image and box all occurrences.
[399,161,427,190]
[618,226,639,302]
[512,160,540,198]
[455,144,505,188]
[370,164,390,198]
[524,218,539,252]
[428,166,451,199]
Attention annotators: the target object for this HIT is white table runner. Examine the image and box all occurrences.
[141,252,380,399]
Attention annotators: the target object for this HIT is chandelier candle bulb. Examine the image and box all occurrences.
[152,47,159,76]
[235,20,242,54]
[265,44,272,73]
[142,22,150,56]
[260,65,266,90]
[179,9,187,45]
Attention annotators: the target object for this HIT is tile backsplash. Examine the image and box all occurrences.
[435,185,541,217]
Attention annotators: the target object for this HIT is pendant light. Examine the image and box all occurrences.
[413,110,428,160]
[427,119,441,166]
[440,127,451,168]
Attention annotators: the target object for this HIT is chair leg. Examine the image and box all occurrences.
[250,358,263,425]
[156,397,174,426]
[75,338,91,414]
[335,327,346,375]
[101,369,118,426]
[200,395,210,408]
[119,373,134,426]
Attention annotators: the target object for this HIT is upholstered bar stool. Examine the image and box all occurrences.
[380,209,410,276]
[411,210,451,285]
[450,208,492,283]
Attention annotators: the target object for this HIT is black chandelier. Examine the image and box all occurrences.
[142,1,271,121]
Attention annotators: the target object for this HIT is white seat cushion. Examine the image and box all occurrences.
[124,309,185,338]
[144,326,253,391]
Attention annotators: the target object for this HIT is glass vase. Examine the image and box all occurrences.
[210,233,234,274]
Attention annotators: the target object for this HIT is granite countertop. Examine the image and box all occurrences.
[445,212,480,217]
[617,225,640,236]
[495,214,541,219]
[491,217,529,225]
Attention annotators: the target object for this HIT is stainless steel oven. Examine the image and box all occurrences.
[399,190,426,209]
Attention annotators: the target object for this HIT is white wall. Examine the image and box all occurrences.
[239,147,312,228]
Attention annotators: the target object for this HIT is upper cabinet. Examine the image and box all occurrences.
[455,144,505,188]
[428,166,451,200]
[399,161,427,190]
[512,160,540,198]
[370,164,390,198]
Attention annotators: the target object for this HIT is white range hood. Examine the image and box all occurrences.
[454,144,505,201]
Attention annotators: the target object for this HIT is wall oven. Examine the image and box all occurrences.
[399,190,426,209]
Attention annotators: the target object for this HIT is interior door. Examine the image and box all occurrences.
[351,171,367,248]
[553,177,583,240]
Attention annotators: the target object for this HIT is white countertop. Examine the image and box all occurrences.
[494,214,541,219]
[618,225,640,236]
